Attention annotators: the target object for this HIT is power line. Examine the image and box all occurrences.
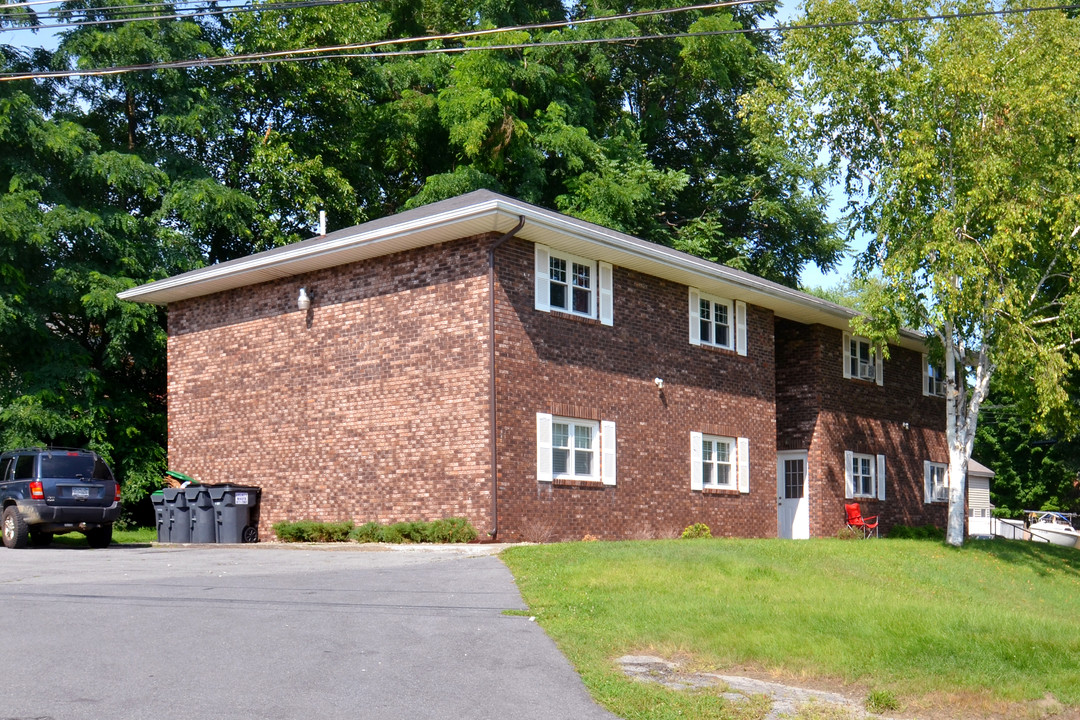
[0,0,381,31]
[2,0,1077,81]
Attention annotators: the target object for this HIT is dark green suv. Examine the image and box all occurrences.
[1,448,121,549]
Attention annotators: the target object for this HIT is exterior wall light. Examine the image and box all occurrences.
[297,287,311,311]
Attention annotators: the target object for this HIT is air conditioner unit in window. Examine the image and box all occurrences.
[858,361,876,381]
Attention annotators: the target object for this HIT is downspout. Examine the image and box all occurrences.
[487,216,526,540]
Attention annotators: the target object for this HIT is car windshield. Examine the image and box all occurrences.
[39,454,113,481]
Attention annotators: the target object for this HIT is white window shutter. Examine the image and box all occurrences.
[598,262,613,326]
[842,332,852,379]
[875,347,884,386]
[688,288,701,345]
[877,454,887,500]
[690,432,703,491]
[601,420,616,486]
[922,353,930,396]
[736,301,748,357]
[534,244,550,313]
[737,437,750,494]
[844,450,854,499]
[923,460,932,504]
[536,413,553,482]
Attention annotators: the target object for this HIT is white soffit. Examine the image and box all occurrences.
[117,191,925,350]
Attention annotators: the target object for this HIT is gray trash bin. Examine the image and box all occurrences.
[162,487,191,543]
[208,485,260,543]
[151,491,167,542]
[185,486,217,543]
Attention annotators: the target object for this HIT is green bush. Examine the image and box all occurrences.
[275,518,480,544]
[377,524,404,543]
[681,523,712,539]
[888,524,945,541]
[351,521,382,543]
[272,520,354,542]
[428,517,479,543]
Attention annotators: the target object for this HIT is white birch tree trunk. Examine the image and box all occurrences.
[944,324,994,547]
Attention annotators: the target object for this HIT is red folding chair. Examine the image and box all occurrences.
[845,503,879,538]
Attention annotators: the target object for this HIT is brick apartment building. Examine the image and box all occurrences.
[119,190,950,541]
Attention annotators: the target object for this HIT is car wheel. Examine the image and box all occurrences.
[29,528,53,547]
[84,524,113,549]
[2,506,29,549]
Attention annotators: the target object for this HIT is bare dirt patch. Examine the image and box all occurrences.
[616,655,1079,720]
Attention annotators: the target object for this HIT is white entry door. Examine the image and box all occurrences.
[777,451,809,539]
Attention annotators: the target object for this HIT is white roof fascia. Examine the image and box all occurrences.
[118,192,927,351]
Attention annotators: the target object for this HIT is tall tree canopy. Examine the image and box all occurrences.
[770,0,1080,544]
[1,0,842,515]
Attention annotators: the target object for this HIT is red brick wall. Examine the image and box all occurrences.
[167,236,496,539]
[491,238,777,542]
[775,319,949,537]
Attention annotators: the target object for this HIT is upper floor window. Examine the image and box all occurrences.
[689,288,747,356]
[698,296,732,349]
[923,355,946,397]
[924,461,948,503]
[842,332,883,386]
[534,244,613,325]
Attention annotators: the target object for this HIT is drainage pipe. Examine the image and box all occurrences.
[487,216,526,540]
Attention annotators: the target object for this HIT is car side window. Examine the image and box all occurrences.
[14,455,35,480]
[93,458,114,482]
[0,458,11,481]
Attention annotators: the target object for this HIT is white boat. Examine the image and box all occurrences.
[1026,511,1080,548]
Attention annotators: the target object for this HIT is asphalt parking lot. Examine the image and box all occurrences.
[0,544,621,720]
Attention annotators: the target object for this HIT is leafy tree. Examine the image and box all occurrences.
[775,0,1080,544]
[0,45,169,521]
[974,382,1080,517]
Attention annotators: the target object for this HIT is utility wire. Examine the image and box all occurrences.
[2,0,1077,81]
[0,0,381,31]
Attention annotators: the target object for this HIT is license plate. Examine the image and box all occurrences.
[72,486,90,499]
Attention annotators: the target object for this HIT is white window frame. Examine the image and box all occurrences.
[534,244,613,325]
[923,354,946,397]
[924,461,948,503]
[689,288,747,356]
[844,451,886,500]
[701,434,736,489]
[536,413,616,485]
[697,292,733,350]
[690,432,750,493]
[842,332,883,386]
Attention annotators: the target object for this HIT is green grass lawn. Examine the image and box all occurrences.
[50,526,157,547]
[501,538,1080,720]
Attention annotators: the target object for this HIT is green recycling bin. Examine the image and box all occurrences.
[208,485,260,543]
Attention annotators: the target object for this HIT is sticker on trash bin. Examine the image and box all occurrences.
[236,492,249,505]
